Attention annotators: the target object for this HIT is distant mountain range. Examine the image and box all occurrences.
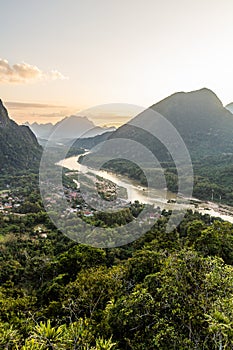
[2,88,233,181]
[0,100,42,173]
[25,116,116,145]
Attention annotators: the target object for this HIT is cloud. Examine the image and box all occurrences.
[0,59,68,84]
[5,101,66,109]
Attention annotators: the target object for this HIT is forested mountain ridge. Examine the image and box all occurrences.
[112,88,233,160]
[0,100,42,173]
[151,88,233,157]
[89,88,233,204]
[1,207,233,349]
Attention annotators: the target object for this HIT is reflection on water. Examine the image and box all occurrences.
[57,154,233,224]
[57,155,176,205]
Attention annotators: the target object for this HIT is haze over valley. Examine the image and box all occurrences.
[1,0,233,348]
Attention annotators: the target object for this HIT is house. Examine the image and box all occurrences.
[84,211,94,217]
[4,205,12,210]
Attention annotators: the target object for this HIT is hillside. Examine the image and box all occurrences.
[111,88,233,160]
[68,130,114,155]
[80,89,233,204]
[0,100,42,173]
[1,198,233,349]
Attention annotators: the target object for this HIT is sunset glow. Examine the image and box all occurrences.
[1,0,233,125]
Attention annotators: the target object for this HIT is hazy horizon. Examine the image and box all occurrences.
[1,0,233,125]
[4,86,233,127]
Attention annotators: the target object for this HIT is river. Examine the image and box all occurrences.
[57,154,176,206]
[57,154,233,224]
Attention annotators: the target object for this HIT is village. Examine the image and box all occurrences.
[0,189,23,212]
[40,171,133,218]
[0,170,162,231]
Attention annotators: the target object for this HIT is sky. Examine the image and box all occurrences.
[1,0,233,126]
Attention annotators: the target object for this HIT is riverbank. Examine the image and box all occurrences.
[57,155,233,224]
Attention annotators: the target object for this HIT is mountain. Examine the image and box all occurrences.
[25,116,116,144]
[110,88,233,160]
[24,121,53,139]
[0,100,42,173]
[225,102,233,114]
[78,88,233,204]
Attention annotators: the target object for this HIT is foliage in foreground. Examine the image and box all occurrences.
[1,208,233,349]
